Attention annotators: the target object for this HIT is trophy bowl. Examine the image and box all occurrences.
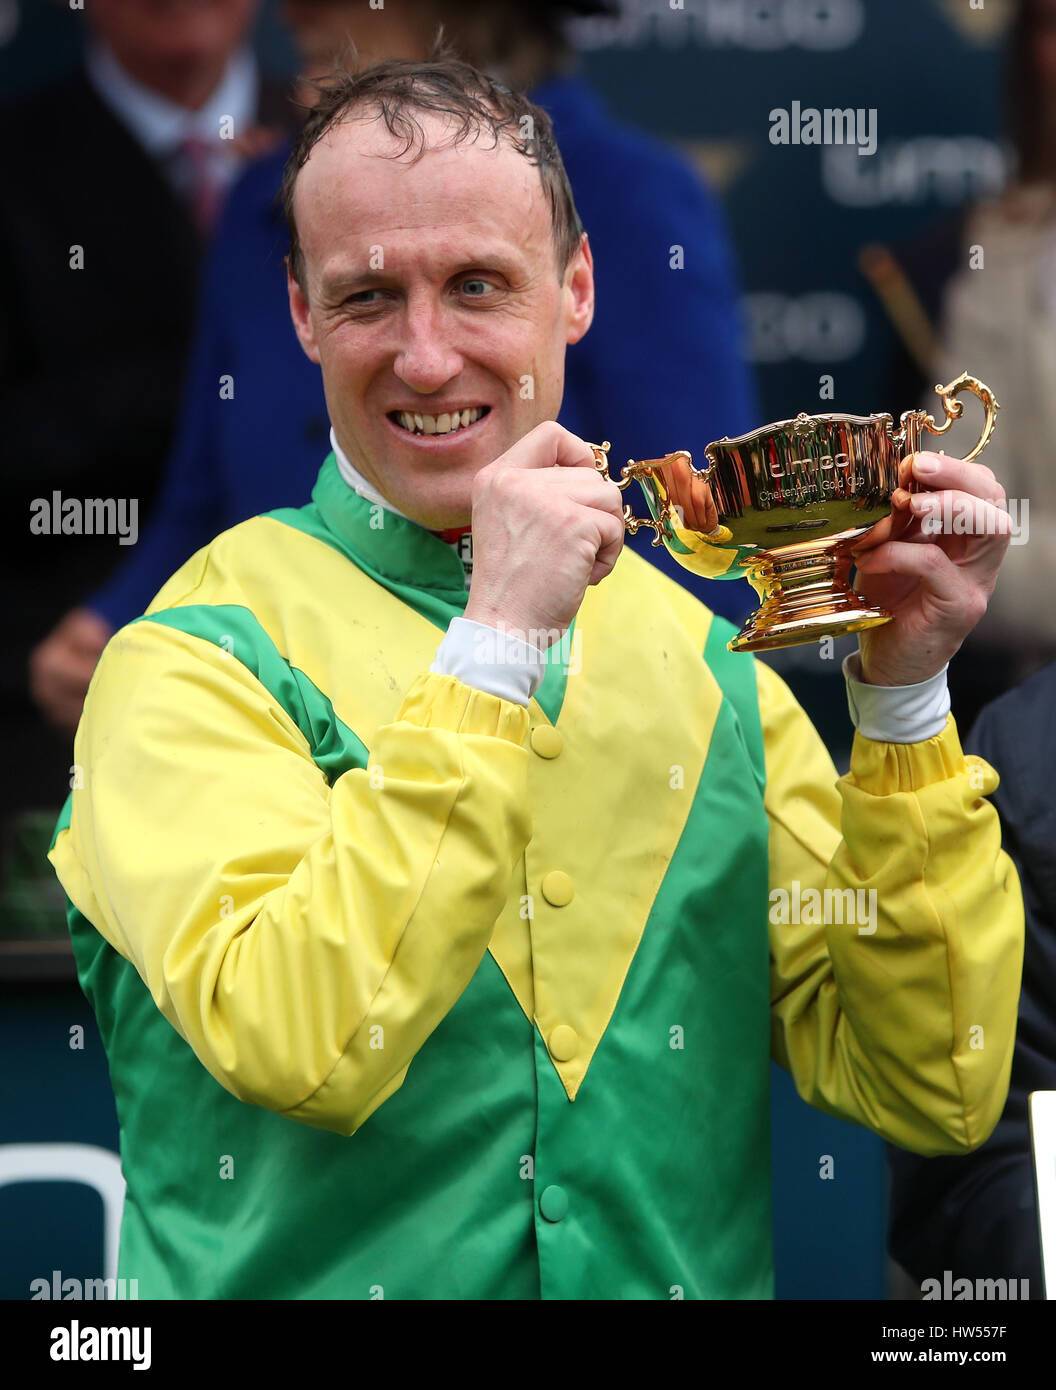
[592,372,999,653]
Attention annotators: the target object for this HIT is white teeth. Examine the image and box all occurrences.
[392,406,487,436]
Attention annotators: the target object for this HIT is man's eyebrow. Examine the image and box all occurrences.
[318,268,389,298]
[319,252,526,297]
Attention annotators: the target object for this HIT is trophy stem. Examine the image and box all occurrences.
[728,542,892,654]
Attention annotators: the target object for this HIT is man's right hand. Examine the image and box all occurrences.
[463,421,626,647]
[29,607,113,735]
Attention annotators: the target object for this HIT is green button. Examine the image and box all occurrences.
[539,1184,568,1223]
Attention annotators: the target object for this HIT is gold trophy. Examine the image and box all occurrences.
[591,372,999,653]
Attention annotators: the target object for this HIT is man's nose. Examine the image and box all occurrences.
[392,299,464,394]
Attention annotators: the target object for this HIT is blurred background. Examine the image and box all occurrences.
[1,0,1050,1301]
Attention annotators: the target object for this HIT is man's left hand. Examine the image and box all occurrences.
[850,451,1012,687]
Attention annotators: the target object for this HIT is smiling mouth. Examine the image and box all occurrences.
[388,406,490,437]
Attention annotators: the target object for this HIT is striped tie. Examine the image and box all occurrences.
[180,135,220,236]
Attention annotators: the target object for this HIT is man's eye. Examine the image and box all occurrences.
[347,290,381,305]
[460,279,492,296]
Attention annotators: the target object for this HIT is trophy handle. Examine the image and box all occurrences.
[588,439,673,546]
[902,371,1000,462]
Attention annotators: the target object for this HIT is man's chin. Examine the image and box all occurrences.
[373,445,500,529]
[400,493,475,531]
[376,468,475,531]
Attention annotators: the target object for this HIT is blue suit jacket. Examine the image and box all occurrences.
[91,73,759,627]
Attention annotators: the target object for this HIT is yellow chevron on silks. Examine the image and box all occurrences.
[142,514,720,1102]
[513,570,717,1099]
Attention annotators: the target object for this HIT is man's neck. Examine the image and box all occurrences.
[330,430,405,518]
[330,431,472,543]
[101,46,229,111]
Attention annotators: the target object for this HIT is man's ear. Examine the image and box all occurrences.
[564,233,594,346]
[287,258,322,364]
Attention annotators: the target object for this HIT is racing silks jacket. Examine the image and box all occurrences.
[47,451,1024,1299]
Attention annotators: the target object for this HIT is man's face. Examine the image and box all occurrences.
[287,110,594,529]
[90,0,258,66]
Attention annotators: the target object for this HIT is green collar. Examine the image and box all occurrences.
[266,453,574,724]
[311,451,469,601]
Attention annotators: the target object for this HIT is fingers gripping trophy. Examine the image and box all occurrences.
[590,373,1000,653]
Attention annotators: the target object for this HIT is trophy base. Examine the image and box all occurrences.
[728,544,893,654]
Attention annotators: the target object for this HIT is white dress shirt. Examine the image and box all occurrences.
[85,38,258,206]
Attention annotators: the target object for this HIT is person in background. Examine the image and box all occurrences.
[888,659,1056,1299]
[0,0,293,841]
[863,0,1056,732]
[29,0,759,736]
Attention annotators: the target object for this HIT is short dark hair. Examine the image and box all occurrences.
[281,42,585,292]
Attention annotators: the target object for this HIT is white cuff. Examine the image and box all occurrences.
[843,651,951,744]
[430,617,547,707]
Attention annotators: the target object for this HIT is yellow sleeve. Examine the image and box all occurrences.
[758,659,1024,1156]
[48,619,531,1137]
